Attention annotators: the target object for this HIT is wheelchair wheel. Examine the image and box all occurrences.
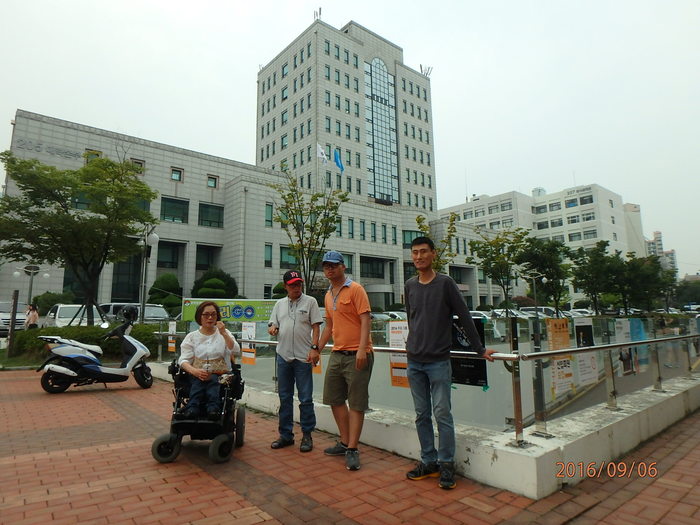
[209,433,234,463]
[234,405,245,448]
[152,433,181,463]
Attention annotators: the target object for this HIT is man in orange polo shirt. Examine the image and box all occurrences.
[313,250,373,471]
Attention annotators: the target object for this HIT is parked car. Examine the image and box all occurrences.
[0,301,27,336]
[570,308,595,316]
[43,304,103,328]
[99,302,130,322]
[491,308,532,320]
[385,311,407,320]
[116,303,171,323]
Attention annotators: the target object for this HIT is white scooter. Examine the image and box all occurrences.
[36,306,152,393]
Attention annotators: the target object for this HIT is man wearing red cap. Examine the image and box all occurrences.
[268,270,323,452]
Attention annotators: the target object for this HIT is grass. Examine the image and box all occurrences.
[0,345,46,368]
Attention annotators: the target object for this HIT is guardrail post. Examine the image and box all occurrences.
[509,317,525,446]
[603,349,618,410]
[651,343,664,392]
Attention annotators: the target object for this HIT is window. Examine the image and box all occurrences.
[264,284,272,299]
[533,205,547,214]
[336,217,342,237]
[463,211,473,219]
[161,197,188,223]
[613,232,618,241]
[552,234,565,242]
[85,149,102,163]
[130,158,144,174]
[488,205,499,214]
[474,209,485,217]
[565,198,578,208]
[72,191,90,210]
[550,218,563,227]
[356,178,361,195]
[281,134,288,149]
[199,203,224,228]
[371,222,377,242]
[324,65,330,79]
[583,229,597,240]
[207,175,218,188]
[265,203,273,227]
[343,49,349,64]
[392,226,397,244]
[502,218,513,227]
[549,202,561,211]
[348,218,354,239]
[360,220,366,240]
[568,232,582,241]
[280,246,298,269]
[500,201,512,211]
[353,54,358,68]
[335,94,341,109]
[567,215,580,224]
[264,244,272,268]
[580,195,594,205]
[282,63,288,77]
[609,199,614,208]
[281,109,288,125]
[324,40,330,54]
[281,86,288,100]
[582,212,595,222]
[361,257,384,279]
[325,117,331,132]
[611,216,616,225]
[171,167,183,182]
[157,243,179,268]
[334,69,340,84]
[382,224,387,243]
[536,221,549,230]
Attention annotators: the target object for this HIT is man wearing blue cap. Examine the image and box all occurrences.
[314,250,373,471]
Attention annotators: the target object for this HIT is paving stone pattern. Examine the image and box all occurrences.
[1,370,700,524]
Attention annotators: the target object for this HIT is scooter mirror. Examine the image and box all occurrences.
[100,322,110,329]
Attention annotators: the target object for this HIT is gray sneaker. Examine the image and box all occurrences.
[324,441,348,456]
[345,449,360,471]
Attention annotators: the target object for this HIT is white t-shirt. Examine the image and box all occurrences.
[178,328,240,372]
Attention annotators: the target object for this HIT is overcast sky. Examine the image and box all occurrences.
[2,0,698,276]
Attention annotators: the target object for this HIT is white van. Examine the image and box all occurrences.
[43,304,103,328]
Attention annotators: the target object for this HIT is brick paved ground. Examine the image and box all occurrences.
[1,370,699,524]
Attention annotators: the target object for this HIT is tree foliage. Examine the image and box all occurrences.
[516,237,571,316]
[465,227,530,339]
[0,152,158,324]
[569,241,614,315]
[269,172,349,294]
[148,272,182,316]
[415,212,458,273]
[191,268,238,298]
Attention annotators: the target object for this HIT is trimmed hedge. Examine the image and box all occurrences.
[14,324,162,361]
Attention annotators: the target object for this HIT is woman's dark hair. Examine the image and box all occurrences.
[195,301,222,324]
[410,236,435,250]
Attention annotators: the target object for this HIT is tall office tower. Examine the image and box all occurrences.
[256,19,437,216]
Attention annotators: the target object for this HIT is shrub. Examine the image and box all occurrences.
[385,303,405,311]
[191,268,238,298]
[34,291,75,315]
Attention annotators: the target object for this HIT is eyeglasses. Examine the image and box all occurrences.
[201,312,217,318]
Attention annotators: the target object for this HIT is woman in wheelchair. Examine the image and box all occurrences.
[178,301,240,419]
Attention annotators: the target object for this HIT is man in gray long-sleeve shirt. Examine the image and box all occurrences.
[404,236,496,490]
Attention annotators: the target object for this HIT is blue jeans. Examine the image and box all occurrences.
[407,359,455,464]
[186,374,221,412]
[276,355,316,440]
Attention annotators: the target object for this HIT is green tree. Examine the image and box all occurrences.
[272,281,287,299]
[570,241,615,315]
[269,172,348,294]
[675,280,700,308]
[516,237,571,316]
[191,268,238,298]
[415,212,458,273]
[611,253,664,313]
[148,272,182,316]
[465,227,530,342]
[0,152,157,324]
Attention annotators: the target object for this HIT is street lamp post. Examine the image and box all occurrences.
[138,227,159,324]
[530,275,552,437]
[13,264,50,305]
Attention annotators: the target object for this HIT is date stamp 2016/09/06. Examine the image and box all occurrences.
[555,461,658,479]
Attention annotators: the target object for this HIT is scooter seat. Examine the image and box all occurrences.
[72,342,104,355]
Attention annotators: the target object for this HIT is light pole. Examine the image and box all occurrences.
[138,227,159,324]
[529,273,551,436]
[13,264,50,305]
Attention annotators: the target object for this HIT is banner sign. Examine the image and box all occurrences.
[241,321,257,365]
[450,319,487,387]
[181,298,277,322]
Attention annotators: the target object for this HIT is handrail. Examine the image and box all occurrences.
[240,339,518,361]
[520,334,699,361]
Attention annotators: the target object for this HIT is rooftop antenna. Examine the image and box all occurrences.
[419,64,433,77]
[314,7,322,20]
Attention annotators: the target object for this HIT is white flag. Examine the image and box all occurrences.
[317,143,329,164]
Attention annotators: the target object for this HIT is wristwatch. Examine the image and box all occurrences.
[310,344,319,350]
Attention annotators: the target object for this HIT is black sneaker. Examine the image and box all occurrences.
[406,461,440,480]
[345,449,360,470]
[324,441,348,456]
[300,433,313,453]
[271,437,294,449]
[439,462,457,490]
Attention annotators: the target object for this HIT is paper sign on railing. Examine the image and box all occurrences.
[389,352,409,388]
[241,322,256,365]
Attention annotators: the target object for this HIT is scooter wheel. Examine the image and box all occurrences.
[134,365,153,389]
[40,371,71,394]
[151,433,181,463]
[234,405,245,448]
[208,434,234,463]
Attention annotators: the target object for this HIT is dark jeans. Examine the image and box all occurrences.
[276,355,316,440]
[185,374,221,412]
